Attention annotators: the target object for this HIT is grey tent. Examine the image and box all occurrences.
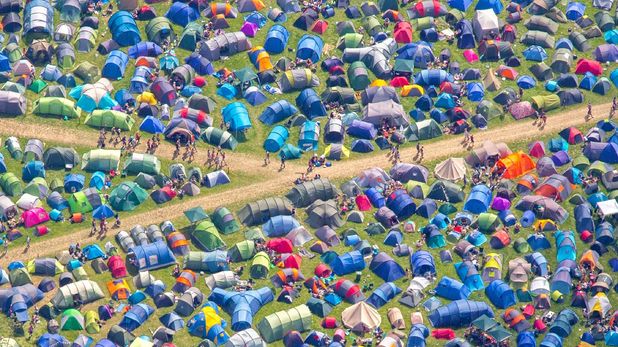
[277,68,320,92]
[404,119,443,141]
[0,91,26,116]
[528,0,556,14]
[238,197,294,226]
[44,85,67,98]
[0,196,18,220]
[362,100,410,127]
[473,9,499,41]
[361,86,400,105]
[593,0,613,10]
[342,39,396,79]
[134,173,156,189]
[324,118,345,144]
[530,62,554,81]
[390,163,429,183]
[315,225,340,246]
[286,178,339,207]
[550,49,573,73]
[199,32,252,61]
[43,147,79,170]
[524,16,558,34]
[188,94,217,113]
[375,206,399,227]
[521,31,555,48]
[51,280,105,309]
[75,27,96,52]
[23,139,44,163]
[306,199,344,229]
[569,31,590,51]
[536,157,558,176]
[226,328,266,347]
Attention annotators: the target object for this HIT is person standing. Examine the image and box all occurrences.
[280,153,286,170]
[264,151,270,166]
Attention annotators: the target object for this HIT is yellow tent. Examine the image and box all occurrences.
[370,79,387,87]
[401,84,425,97]
[136,92,157,105]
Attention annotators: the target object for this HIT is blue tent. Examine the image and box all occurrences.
[278,144,304,160]
[82,244,106,260]
[370,252,405,282]
[160,312,185,331]
[131,241,176,271]
[330,250,365,275]
[415,94,433,111]
[296,89,326,120]
[464,185,492,214]
[467,230,487,246]
[526,252,548,276]
[475,0,503,13]
[262,215,299,237]
[435,93,455,109]
[108,11,141,47]
[435,276,471,300]
[430,108,448,123]
[565,2,585,20]
[22,161,45,182]
[119,303,154,332]
[37,333,70,347]
[606,331,618,346]
[351,139,374,153]
[410,250,436,276]
[217,83,237,100]
[415,69,454,86]
[595,221,614,245]
[517,331,537,347]
[184,53,214,75]
[579,73,597,90]
[0,153,6,173]
[408,324,429,347]
[454,261,485,291]
[0,54,10,72]
[517,75,537,89]
[574,204,594,233]
[128,42,163,59]
[244,88,267,106]
[298,121,320,151]
[386,190,416,219]
[448,0,472,10]
[259,100,297,125]
[130,66,152,94]
[456,20,475,49]
[527,234,551,250]
[347,120,377,139]
[222,102,252,132]
[165,2,199,26]
[555,38,574,50]
[467,82,485,102]
[416,199,437,218]
[409,109,425,121]
[263,126,289,153]
[365,188,385,208]
[540,333,563,347]
[89,171,105,190]
[383,229,403,246]
[64,173,85,193]
[185,250,228,273]
[485,280,516,309]
[209,287,274,331]
[366,282,401,308]
[396,43,434,68]
[264,25,289,54]
[102,51,129,80]
[93,204,114,220]
[555,231,576,263]
[523,46,548,61]
[548,137,569,152]
[428,300,494,328]
[139,116,165,134]
[47,192,68,210]
[187,302,229,344]
[611,69,618,87]
[296,35,324,62]
[245,11,267,28]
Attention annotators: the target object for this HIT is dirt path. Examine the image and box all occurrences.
[0,102,610,265]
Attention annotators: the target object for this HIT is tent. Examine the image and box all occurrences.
[51,280,105,309]
[341,301,382,333]
[435,276,470,300]
[257,305,312,343]
[131,241,176,271]
[370,252,405,282]
[200,32,251,61]
[411,250,436,276]
[428,300,494,328]
[435,158,466,181]
[119,303,154,332]
[485,280,516,309]
[208,287,273,331]
[109,182,148,211]
[455,261,485,291]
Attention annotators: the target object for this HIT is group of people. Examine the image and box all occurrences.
[204,146,229,171]
[97,128,143,155]
[174,138,198,163]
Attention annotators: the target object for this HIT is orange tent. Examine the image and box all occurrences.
[496,151,536,179]
[107,279,131,300]
[579,250,602,271]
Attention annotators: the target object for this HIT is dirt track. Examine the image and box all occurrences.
[0,102,610,265]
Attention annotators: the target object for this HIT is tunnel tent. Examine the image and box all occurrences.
[286,179,339,208]
[51,280,105,309]
[84,110,134,131]
[102,51,129,80]
[428,300,494,328]
[264,25,289,54]
[278,68,320,92]
[200,128,238,151]
[23,0,53,43]
[145,17,173,45]
[259,100,297,125]
[199,31,251,61]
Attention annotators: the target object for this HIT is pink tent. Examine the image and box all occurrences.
[240,21,258,37]
[528,141,545,159]
[491,197,511,211]
[22,207,50,228]
[463,49,479,63]
[509,101,535,120]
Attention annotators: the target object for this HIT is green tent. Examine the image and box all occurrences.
[200,128,238,150]
[4,43,22,62]
[33,97,80,119]
[179,22,202,51]
[73,62,99,83]
[476,100,503,120]
[427,180,465,203]
[361,15,383,36]
[257,305,312,343]
[85,310,100,334]
[530,94,561,111]
[145,17,173,44]
[405,119,443,141]
[250,251,271,279]
[393,59,415,75]
[84,110,135,131]
[183,251,225,272]
[513,238,530,253]
[50,178,64,193]
[405,181,430,199]
[60,309,85,331]
[4,137,22,160]
[587,160,611,177]
[245,228,265,241]
[348,61,370,91]
[336,33,363,50]
[336,21,356,35]
[184,207,209,224]
[68,191,93,214]
[9,267,32,286]
[0,173,22,196]
[378,0,398,11]
[51,280,105,309]
[211,206,240,234]
[476,213,500,234]
[411,16,435,30]
[28,79,47,94]
[23,177,49,198]
[192,220,225,251]
[109,182,148,211]
[228,240,256,262]
[122,153,161,176]
[572,155,590,170]
[81,149,121,172]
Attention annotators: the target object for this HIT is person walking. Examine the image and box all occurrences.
[280,153,286,170]
[25,236,31,253]
[264,151,270,166]
[586,101,593,120]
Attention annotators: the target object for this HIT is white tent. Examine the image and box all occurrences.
[530,276,550,295]
[16,193,41,210]
[341,301,382,331]
[434,158,467,181]
[597,199,618,218]
[473,9,499,41]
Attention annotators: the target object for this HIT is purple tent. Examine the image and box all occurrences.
[551,151,571,166]
[491,197,511,211]
[240,21,259,37]
[594,44,618,63]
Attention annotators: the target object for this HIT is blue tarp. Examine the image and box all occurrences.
[410,250,436,276]
[222,102,252,131]
[297,35,324,62]
[119,303,154,332]
[259,100,298,125]
[131,241,176,271]
[366,282,401,308]
[166,2,199,26]
[485,280,516,309]
[330,250,365,275]
[296,88,326,120]
[264,25,289,54]
[109,11,141,47]
[102,50,129,80]
[209,287,274,331]
[435,276,470,300]
[428,300,494,328]
[464,185,492,214]
[262,215,300,237]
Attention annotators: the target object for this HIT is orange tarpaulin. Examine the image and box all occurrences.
[496,151,536,179]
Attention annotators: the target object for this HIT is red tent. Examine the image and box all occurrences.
[575,59,603,76]
[559,127,584,144]
[267,238,294,253]
[355,195,372,211]
[393,22,413,43]
[35,225,49,236]
[314,263,332,278]
[107,255,127,278]
[283,254,302,268]
[580,230,593,243]
[533,318,547,332]
[522,304,535,318]
[440,81,456,94]
[322,316,338,329]
[311,20,328,34]
[431,329,456,340]
[528,141,545,159]
[329,65,345,75]
[390,76,410,87]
